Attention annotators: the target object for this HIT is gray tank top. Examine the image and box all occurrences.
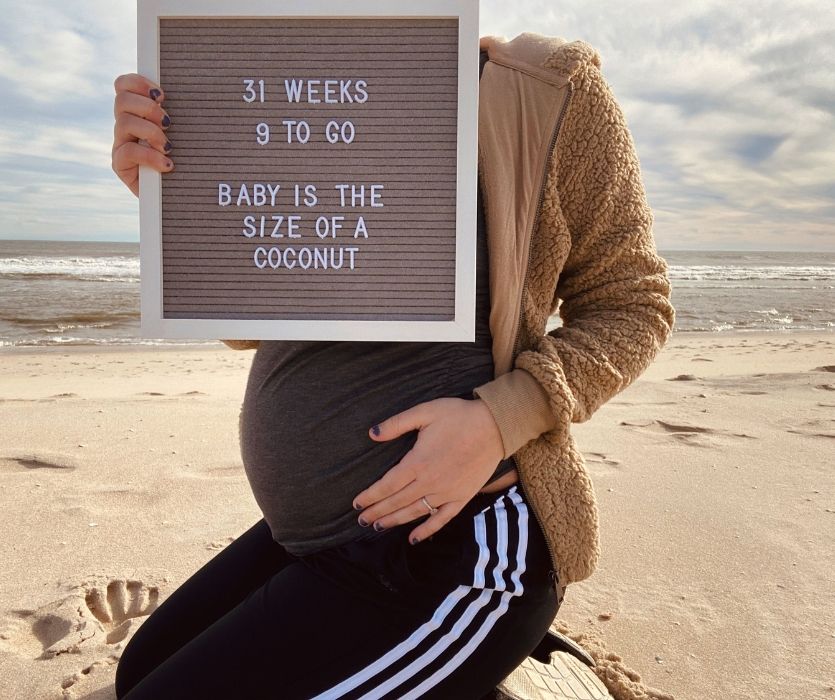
[240,50,516,555]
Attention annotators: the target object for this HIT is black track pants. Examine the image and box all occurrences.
[114,484,561,699]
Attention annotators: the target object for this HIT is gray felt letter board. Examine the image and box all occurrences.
[137,0,480,342]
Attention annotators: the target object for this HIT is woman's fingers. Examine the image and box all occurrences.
[114,72,165,104]
[113,141,173,174]
[114,90,169,132]
[364,488,456,535]
[357,478,425,529]
[408,501,459,544]
[370,494,440,530]
[111,72,173,197]
[114,112,171,155]
[112,142,174,196]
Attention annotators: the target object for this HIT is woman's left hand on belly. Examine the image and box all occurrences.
[352,397,504,545]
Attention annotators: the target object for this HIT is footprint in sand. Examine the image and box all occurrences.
[207,535,236,550]
[0,451,78,472]
[584,452,622,467]
[84,579,160,646]
[785,428,835,440]
[666,373,698,381]
[583,452,623,477]
[60,653,120,700]
[783,417,835,441]
[619,419,758,446]
[609,399,679,407]
[0,578,160,661]
[179,463,243,480]
[811,365,835,373]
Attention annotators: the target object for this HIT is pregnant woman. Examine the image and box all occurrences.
[111,34,675,699]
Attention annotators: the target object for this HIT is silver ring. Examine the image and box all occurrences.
[421,496,439,515]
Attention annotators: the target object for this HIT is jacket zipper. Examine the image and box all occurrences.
[510,81,574,606]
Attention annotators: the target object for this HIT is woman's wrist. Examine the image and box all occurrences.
[470,397,506,466]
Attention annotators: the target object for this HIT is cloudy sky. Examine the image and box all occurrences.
[0,0,832,251]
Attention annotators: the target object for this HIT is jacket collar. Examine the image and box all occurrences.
[477,32,576,375]
[481,32,573,87]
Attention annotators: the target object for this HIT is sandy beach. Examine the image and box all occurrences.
[0,330,832,699]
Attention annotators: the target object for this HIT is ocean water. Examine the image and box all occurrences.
[0,240,211,348]
[0,241,832,347]
[658,250,834,334]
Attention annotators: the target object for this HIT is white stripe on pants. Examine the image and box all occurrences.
[310,485,529,700]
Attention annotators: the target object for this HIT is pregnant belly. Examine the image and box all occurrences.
[239,339,494,554]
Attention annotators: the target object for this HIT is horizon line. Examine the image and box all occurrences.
[1,238,834,255]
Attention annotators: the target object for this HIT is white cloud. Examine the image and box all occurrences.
[0,1,135,102]
[0,123,112,167]
[0,29,95,102]
[0,170,137,241]
[0,0,833,249]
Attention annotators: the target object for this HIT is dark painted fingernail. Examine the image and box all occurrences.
[165,159,173,169]
[353,502,363,511]
[150,88,162,101]
[162,114,171,127]
[358,516,369,527]
[373,521,385,531]
[164,141,172,152]
[371,424,380,436]
[410,536,420,545]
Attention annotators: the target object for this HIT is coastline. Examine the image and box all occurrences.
[1,325,832,353]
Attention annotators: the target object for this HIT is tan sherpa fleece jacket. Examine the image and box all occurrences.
[221,33,676,603]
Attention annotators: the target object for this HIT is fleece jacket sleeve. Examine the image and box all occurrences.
[475,43,676,460]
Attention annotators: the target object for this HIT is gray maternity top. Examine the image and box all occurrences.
[240,50,516,555]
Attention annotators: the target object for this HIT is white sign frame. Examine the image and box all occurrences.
[137,0,480,342]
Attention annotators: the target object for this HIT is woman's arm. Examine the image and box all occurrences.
[472,44,676,459]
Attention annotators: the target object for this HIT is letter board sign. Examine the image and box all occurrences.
[137,0,480,341]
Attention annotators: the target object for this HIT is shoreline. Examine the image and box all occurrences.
[1,326,832,358]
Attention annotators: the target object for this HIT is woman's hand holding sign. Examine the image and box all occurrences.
[112,38,498,199]
[112,74,174,197]
[353,397,507,544]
